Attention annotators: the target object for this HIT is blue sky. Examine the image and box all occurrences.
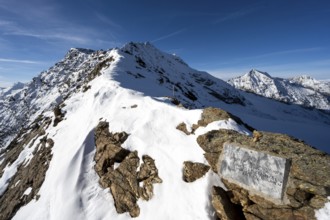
[0,0,329,87]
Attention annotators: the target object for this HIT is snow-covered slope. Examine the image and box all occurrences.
[0,42,329,219]
[228,69,330,110]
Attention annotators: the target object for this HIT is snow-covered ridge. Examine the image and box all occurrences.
[0,42,245,148]
[228,69,330,110]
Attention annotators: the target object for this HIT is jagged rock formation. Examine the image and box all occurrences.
[0,116,53,220]
[182,161,210,182]
[197,129,330,220]
[94,121,162,217]
[228,69,330,110]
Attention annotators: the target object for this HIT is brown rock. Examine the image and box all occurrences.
[246,204,296,220]
[94,121,162,217]
[138,155,162,201]
[252,130,262,142]
[0,132,53,220]
[309,195,329,209]
[108,151,141,217]
[197,127,330,220]
[197,107,232,127]
[53,105,65,127]
[176,122,190,135]
[196,107,254,132]
[211,186,245,220]
[182,161,210,182]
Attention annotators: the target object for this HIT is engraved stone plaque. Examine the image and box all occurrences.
[219,143,290,200]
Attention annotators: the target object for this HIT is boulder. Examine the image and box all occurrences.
[197,129,330,220]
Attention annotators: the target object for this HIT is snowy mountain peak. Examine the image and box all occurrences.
[228,70,330,110]
[67,47,95,54]
[249,69,271,78]
[289,75,330,96]
[228,69,278,98]
[121,41,188,67]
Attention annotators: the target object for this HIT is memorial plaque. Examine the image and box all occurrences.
[219,143,290,200]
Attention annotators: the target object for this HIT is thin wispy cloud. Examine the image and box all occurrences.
[95,12,122,29]
[207,47,326,68]
[5,30,90,44]
[0,2,119,47]
[152,29,186,43]
[250,47,324,59]
[214,8,258,24]
[0,58,41,64]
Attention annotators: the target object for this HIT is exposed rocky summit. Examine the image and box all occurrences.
[94,121,162,217]
[197,128,330,220]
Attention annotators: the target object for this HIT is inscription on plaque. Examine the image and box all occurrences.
[219,143,290,200]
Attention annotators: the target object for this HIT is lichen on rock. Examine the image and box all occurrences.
[197,128,330,220]
[182,161,210,182]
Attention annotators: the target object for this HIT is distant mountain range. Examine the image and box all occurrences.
[228,69,330,110]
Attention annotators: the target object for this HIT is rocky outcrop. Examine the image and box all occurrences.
[211,186,245,220]
[53,105,65,127]
[177,108,254,135]
[197,129,330,220]
[182,161,210,182]
[0,118,54,220]
[94,121,162,217]
[0,116,51,176]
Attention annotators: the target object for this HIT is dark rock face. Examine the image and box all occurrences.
[197,129,330,220]
[211,186,245,220]
[53,105,65,127]
[182,161,210,182]
[0,117,53,220]
[94,121,162,217]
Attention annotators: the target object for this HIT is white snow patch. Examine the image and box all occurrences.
[0,135,43,196]
[316,197,330,220]
[23,187,32,196]
[194,118,251,136]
